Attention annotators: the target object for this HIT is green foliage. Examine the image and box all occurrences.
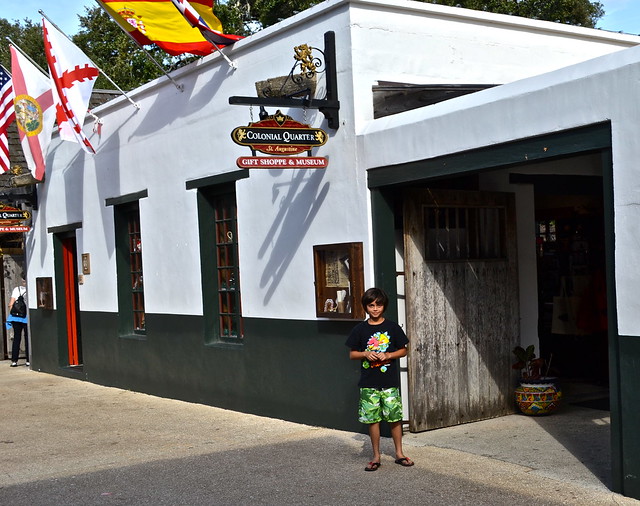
[425,0,604,28]
[250,0,321,28]
[215,0,254,36]
[74,7,200,91]
[0,7,197,91]
[0,18,47,73]
[72,7,164,91]
[215,0,605,34]
[512,345,548,380]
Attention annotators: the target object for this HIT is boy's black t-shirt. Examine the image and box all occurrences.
[345,319,409,389]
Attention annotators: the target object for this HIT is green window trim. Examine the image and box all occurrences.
[113,200,146,337]
[196,181,244,345]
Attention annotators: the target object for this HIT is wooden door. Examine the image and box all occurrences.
[404,189,519,431]
[61,236,81,366]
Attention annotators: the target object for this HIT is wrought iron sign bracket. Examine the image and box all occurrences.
[229,31,340,130]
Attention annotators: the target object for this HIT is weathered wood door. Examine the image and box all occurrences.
[404,189,519,431]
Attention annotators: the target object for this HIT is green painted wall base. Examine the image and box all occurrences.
[618,335,640,498]
[29,309,367,433]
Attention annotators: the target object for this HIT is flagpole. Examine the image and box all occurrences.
[168,0,237,69]
[38,10,141,109]
[5,37,49,76]
[93,0,185,92]
[202,34,238,70]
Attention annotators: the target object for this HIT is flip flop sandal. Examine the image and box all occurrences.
[395,457,414,467]
[365,461,381,471]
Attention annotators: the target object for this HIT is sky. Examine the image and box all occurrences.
[0,0,639,36]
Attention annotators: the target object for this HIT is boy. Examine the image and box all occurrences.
[345,287,414,471]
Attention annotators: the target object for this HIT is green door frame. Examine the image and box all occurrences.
[49,223,83,369]
[368,121,631,495]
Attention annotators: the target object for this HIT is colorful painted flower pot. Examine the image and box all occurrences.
[515,381,562,415]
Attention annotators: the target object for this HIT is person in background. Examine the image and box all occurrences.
[8,277,28,367]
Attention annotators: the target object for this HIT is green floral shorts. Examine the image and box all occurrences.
[358,387,403,424]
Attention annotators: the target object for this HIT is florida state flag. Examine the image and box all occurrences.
[97,0,242,56]
[10,45,56,181]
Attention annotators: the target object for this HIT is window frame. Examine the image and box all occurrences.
[212,190,243,342]
[108,192,147,337]
[423,205,507,262]
[313,242,365,320]
[189,171,248,345]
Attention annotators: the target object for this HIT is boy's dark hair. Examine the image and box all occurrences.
[361,287,389,312]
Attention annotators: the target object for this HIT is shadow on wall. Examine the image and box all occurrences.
[258,169,329,304]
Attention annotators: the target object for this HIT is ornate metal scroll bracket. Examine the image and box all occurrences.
[229,31,340,129]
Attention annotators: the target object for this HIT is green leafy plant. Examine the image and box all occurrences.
[512,345,550,380]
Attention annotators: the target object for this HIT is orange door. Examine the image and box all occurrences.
[62,237,81,366]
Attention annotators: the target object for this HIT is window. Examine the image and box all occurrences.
[189,171,248,344]
[213,192,243,341]
[111,196,146,336]
[424,206,506,261]
[536,219,556,258]
[36,277,53,309]
[191,177,247,344]
[126,205,145,332]
[313,242,365,319]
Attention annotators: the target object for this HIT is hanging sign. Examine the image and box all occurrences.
[0,226,31,233]
[231,110,328,168]
[0,204,31,232]
[236,156,328,168]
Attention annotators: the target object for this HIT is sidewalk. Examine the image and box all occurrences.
[0,362,637,505]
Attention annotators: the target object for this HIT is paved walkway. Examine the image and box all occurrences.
[0,362,637,505]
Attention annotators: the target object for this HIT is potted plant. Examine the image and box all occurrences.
[512,345,562,415]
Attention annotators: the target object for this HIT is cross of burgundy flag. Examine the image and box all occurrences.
[10,45,56,181]
[43,18,99,154]
[0,66,15,173]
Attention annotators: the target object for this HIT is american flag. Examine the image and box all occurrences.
[0,66,15,173]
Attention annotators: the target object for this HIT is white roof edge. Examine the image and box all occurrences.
[238,0,640,49]
[358,42,640,138]
[348,0,640,44]
[92,0,640,115]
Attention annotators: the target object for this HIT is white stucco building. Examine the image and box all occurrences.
[24,0,640,498]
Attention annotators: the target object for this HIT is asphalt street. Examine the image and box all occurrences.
[0,362,636,505]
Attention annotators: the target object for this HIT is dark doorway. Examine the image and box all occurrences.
[532,175,608,387]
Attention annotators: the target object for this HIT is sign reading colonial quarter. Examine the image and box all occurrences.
[0,204,32,233]
[231,110,328,168]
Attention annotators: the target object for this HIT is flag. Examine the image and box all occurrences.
[170,0,243,46]
[0,66,15,173]
[97,0,242,56]
[10,45,56,181]
[43,18,99,154]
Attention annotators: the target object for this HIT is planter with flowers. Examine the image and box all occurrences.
[512,345,562,415]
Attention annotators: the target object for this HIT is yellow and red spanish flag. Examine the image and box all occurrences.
[97,0,242,56]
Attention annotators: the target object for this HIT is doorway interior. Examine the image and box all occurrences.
[532,174,609,407]
[391,161,611,428]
